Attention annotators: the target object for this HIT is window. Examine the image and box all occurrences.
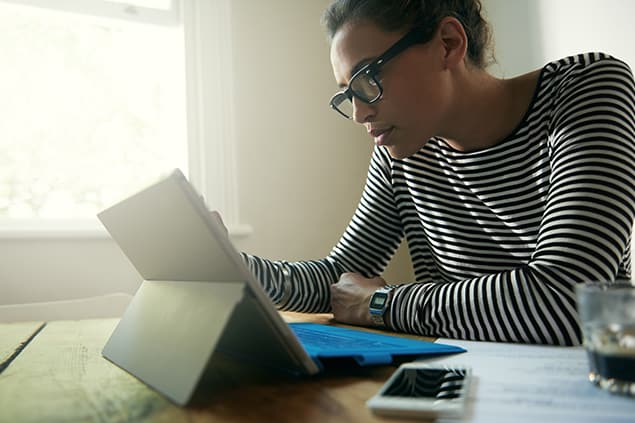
[0,0,247,236]
[0,0,186,224]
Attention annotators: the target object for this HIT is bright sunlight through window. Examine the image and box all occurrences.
[0,1,187,219]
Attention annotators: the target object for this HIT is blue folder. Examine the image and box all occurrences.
[289,322,465,370]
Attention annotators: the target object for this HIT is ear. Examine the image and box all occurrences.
[438,16,468,70]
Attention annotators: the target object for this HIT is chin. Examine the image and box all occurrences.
[384,133,428,159]
[386,145,417,160]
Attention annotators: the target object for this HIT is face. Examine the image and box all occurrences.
[330,21,453,159]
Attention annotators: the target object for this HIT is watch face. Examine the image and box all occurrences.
[370,292,388,308]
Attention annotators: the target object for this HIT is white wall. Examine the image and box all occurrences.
[3,1,634,312]
[484,0,635,75]
[228,0,413,281]
[0,0,413,311]
[0,237,140,305]
[534,0,635,70]
[482,0,543,77]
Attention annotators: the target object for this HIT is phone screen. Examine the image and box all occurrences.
[382,367,467,399]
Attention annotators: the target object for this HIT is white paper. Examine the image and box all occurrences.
[425,338,635,423]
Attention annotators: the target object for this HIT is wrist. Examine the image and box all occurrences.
[368,286,394,328]
[276,264,292,309]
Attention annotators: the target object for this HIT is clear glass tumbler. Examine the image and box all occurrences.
[575,281,635,396]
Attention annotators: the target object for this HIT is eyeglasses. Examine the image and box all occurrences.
[329,26,433,120]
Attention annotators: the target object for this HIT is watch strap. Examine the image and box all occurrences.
[276,264,292,310]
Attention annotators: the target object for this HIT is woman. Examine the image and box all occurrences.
[242,0,635,345]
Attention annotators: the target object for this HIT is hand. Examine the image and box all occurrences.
[330,273,387,326]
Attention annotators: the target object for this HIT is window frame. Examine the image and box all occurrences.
[0,0,181,25]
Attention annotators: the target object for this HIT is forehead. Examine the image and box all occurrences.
[330,21,405,86]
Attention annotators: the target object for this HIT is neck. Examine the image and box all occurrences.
[440,68,538,152]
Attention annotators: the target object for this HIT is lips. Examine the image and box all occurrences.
[368,126,394,146]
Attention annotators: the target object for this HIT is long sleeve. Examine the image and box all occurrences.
[387,54,635,345]
[241,146,405,313]
[242,53,635,346]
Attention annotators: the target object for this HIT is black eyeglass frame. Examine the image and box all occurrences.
[329,26,433,119]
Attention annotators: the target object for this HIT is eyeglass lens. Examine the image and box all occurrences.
[333,73,381,118]
[351,72,381,101]
[332,93,354,119]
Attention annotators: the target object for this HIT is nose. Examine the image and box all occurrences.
[351,96,376,124]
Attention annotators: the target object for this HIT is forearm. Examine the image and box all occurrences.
[241,252,344,313]
[385,265,581,345]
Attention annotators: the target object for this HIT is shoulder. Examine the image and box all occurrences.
[536,52,635,130]
[539,54,635,150]
[544,52,631,74]
[368,145,395,182]
[541,52,634,93]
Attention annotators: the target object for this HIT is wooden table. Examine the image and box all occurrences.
[0,313,435,422]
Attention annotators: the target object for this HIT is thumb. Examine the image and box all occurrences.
[210,211,228,237]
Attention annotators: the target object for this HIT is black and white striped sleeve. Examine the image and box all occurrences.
[328,146,405,277]
[387,56,635,345]
[241,146,404,312]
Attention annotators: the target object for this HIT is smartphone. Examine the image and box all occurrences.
[366,363,472,419]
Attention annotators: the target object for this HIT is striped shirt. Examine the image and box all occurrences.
[243,53,635,345]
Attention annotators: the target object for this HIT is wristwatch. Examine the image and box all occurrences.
[276,264,292,310]
[369,287,393,327]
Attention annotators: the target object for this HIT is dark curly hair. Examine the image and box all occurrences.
[322,0,494,68]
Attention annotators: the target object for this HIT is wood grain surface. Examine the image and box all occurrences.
[0,316,434,423]
[0,320,44,372]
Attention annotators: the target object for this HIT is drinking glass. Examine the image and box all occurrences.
[576,281,635,396]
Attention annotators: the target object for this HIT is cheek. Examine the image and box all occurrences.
[386,78,441,127]
[398,70,450,125]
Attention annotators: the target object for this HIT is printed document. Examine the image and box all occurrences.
[427,338,635,422]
